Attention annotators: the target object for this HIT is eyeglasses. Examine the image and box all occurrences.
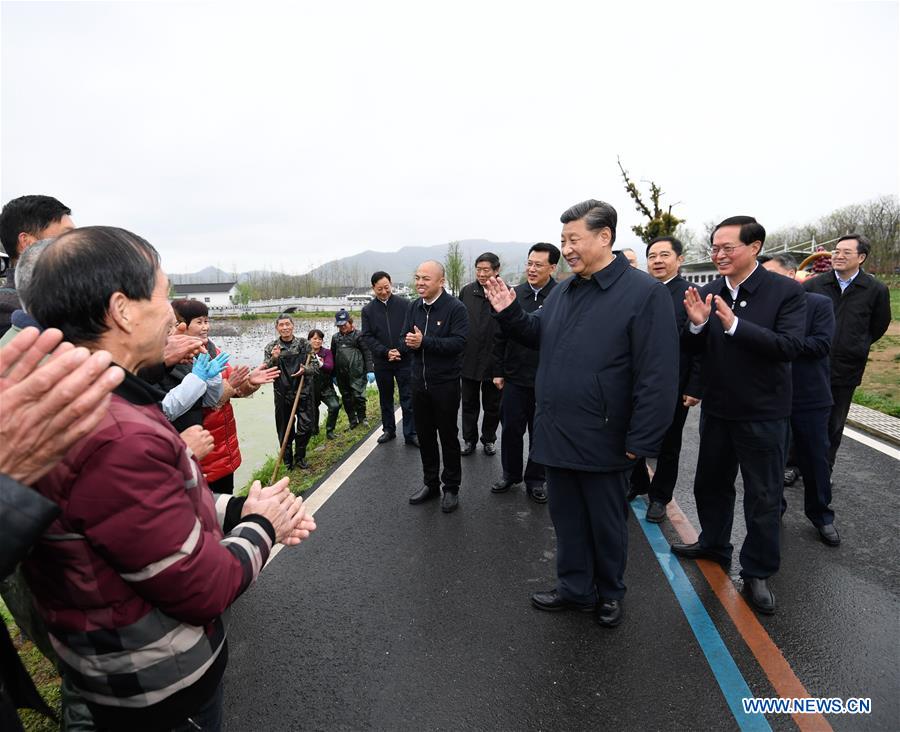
[525,261,548,269]
[707,243,749,258]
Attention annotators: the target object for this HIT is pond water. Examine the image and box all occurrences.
[210,318,339,365]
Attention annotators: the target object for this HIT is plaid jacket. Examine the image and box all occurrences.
[23,370,274,727]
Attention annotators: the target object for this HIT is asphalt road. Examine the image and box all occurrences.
[222,409,900,731]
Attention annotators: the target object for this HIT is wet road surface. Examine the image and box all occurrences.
[222,408,899,731]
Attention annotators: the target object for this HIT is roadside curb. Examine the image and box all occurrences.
[846,403,900,449]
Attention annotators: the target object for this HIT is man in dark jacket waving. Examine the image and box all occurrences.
[484,200,678,628]
[399,260,469,513]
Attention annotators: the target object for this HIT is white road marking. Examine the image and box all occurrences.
[843,426,900,461]
[267,408,402,564]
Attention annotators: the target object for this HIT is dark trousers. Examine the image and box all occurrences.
[827,384,856,469]
[791,407,834,527]
[630,399,690,504]
[413,380,462,492]
[499,381,544,487]
[274,390,315,467]
[461,377,501,444]
[207,474,234,495]
[693,414,787,579]
[313,384,340,434]
[375,368,416,440]
[336,371,367,424]
[546,467,630,602]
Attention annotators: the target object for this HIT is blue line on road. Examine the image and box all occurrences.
[631,499,772,732]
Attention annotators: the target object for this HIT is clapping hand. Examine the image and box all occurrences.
[192,351,230,381]
[683,287,713,326]
[404,326,423,349]
[248,365,279,386]
[483,276,516,312]
[712,295,736,331]
[228,365,251,389]
[242,478,317,546]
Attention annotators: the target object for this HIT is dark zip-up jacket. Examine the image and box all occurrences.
[494,253,678,472]
[683,264,806,421]
[792,292,834,411]
[361,295,412,372]
[804,269,891,387]
[460,281,499,381]
[492,278,557,387]
[399,290,469,388]
[331,328,374,378]
[665,275,703,398]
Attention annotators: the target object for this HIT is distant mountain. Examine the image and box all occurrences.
[169,239,539,286]
[304,239,536,284]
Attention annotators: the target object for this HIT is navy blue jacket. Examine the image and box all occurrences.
[665,276,703,398]
[360,294,412,372]
[804,269,892,387]
[492,278,557,388]
[792,291,834,412]
[399,290,469,388]
[684,264,806,421]
[459,281,499,381]
[494,252,678,473]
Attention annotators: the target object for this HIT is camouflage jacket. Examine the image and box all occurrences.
[264,336,319,396]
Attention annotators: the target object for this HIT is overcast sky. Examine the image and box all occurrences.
[2,0,897,273]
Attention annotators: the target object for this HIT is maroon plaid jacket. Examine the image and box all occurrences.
[23,370,274,727]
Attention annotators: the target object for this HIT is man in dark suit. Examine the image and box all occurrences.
[627,236,702,522]
[361,271,417,447]
[485,200,678,628]
[761,254,840,546]
[671,216,806,615]
[459,253,503,456]
[803,234,891,471]
[491,243,559,503]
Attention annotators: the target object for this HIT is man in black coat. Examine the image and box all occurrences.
[761,254,840,546]
[398,261,469,513]
[672,216,806,616]
[627,236,702,522]
[361,271,417,446]
[484,200,678,628]
[491,243,559,503]
[459,252,503,456]
[803,234,891,471]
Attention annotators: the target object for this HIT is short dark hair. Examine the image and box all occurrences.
[475,252,500,270]
[29,226,160,346]
[759,253,798,270]
[308,328,325,339]
[836,233,870,262]
[646,236,683,258]
[560,200,618,244]
[171,298,209,324]
[371,270,391,286]
[711,216,766,249]
[529,242,561,265]
[0,195,72,259]
[276,313,294,324]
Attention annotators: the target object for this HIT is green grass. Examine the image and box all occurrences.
[853,389,900,418]
[890,287,900,321]
[242,389,382,495]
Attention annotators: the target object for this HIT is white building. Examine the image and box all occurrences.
[171,282,239,309]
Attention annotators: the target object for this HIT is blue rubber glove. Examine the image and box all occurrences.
[192,351,230,381]
[332,376,338,386]
[367,372,376,384]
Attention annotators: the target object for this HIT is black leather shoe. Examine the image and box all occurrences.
[377,432,396,444]
[460,441,476,456]
[441,491,459,513]
[817,523,841,547]
[743,578,775,615]
[326,430,336,440]
[783,467,800,486]
[671,542,730,567]
[347,420,359,431]
[491,477,519,493]
[409,485,439,505]
[526,484,548,504]
[646,500,667,523]
[405,436,420,448]
[483,442,496,456]
[531,589,595,613]
[625,486,644,502]
[596,598,624,628]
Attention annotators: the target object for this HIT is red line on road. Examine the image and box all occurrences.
[665,499,833,732]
